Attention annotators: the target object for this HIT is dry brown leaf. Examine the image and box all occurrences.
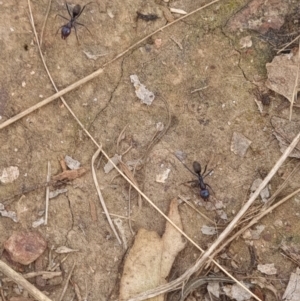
[266,51,300,103]
[283,268,300,301]
[119,198,186,301]
[271,116,300,158]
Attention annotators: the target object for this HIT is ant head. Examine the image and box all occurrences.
[200,189,209,200]
[193,161,201,174]
[61,26,71,39]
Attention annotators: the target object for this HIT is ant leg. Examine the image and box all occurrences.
[202,164,207,175]
[203,169,213,178]
[185,180,198,184]
[76,22,93,36]
[55,14,69,21]
[75,2,95,19]
[73,25,80,45]
[205,183,215,196]
[65,2,72,18]
[55,25,64,36]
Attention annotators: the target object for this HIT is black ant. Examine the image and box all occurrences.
[181,160,213,200]
[56,2,93,43]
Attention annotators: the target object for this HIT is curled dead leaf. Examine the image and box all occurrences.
[119,198,186,300]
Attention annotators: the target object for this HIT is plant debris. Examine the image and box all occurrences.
[257,263,277,275]
[242,224,265,240]
[0,202,18,222]
[223,282,252,301]
[130,75,155,105]
[119,198,186,300]
[55,246,79,254]
[250,178,270,203]
[155,168,171,183]
[64,155,81,170]
[0,166,19,184]
[266,50,300,103]
[201,225,217,236]
[282,267,300,301]
[103,154,121,173]
[271,116,300,158]
[32,217,45,228]
[231,132,252,157]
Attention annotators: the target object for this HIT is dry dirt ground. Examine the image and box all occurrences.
[1,0,300,300]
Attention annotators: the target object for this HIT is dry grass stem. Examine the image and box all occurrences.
[45,161,51,225]
[264,161,300,207]
[116,124,129,152]
[289,40,300,120]
[191,86,209,94]
[143,96,171,159]
[208,187,300,267]
[102,212,135,220]
[73,282,82,301]
[58,262,75,301]
[277,34,300,54]
[39,0,52,47]
[0,260,53,301]
[49,254,69,272]
[2,271,62,282]
[0,288,5,301]
[92,147,122,245]
[178,195,214,224]
[119,161,140,235]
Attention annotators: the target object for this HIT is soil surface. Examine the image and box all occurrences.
[1,0,300,300]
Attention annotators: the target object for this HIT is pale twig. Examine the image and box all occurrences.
[45,161,51,225]
[92,147,122,245]
[191,86,209,94]
[0,260,53,301]
[170,36,183,50]
[49,254,69,272]
[2,271,62,282]
[178,195,214,224]
[73,282,82,301]
[289,40,300,121]
[127,162,139,235]
[1,0,220,130]
[40,0,52,47]
[116,124,129,152]
[58,262,75,301]
[115,125,137,234]
[277,34,300,54]
[0,288,6,301]
[102,212,135,220]
[264,161,300,207]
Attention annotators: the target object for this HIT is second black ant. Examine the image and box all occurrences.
[56,2,93,43]
[181,160,213,200]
